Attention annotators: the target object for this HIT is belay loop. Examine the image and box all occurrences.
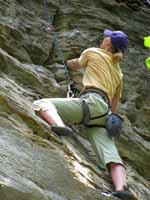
[43,0,77,98]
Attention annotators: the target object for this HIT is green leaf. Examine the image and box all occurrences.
[144,36,150,48]
[146,57,150,69]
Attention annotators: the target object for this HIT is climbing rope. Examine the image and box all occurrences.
[43,0,77,97]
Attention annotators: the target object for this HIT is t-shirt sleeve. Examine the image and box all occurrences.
[78,49,88,68]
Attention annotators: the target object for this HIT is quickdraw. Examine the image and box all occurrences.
[43,0,77,97]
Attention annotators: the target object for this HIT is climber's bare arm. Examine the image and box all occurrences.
[67,58,81,70]
[111,95,119,113]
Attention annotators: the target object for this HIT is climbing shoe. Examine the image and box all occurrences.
[110,190,137,200]
[51,125,73,136]
[101,186,138,200]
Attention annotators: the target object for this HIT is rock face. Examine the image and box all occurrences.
[0,0,150,200]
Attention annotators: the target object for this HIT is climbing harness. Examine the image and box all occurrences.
[79,88,123,138]
[80,88,110,125]
[43,0,77,98]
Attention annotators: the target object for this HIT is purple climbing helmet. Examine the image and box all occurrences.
[104,29,129,53]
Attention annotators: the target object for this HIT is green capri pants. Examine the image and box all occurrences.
[33,93,123,167]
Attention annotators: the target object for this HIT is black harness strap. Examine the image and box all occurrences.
[80,99,91,125]
[80,89,110,126]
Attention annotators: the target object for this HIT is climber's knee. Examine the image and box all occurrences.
[32,99,57,115]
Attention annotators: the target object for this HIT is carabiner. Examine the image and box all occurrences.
[67,83,75,98]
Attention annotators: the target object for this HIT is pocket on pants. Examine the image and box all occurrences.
[85,94,109,126]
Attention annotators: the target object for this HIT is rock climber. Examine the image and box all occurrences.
[32,29,137,200]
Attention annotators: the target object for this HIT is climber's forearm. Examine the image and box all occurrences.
[67,58,81,70]
[111,95,119,113]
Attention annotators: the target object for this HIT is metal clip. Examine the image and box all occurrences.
[67,83,75,98]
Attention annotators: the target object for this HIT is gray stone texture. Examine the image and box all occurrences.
[0,0,150,199]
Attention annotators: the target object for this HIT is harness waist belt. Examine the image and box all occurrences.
[80,88,110,106]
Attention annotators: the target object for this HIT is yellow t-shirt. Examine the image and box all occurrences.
[78,47,123,102]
